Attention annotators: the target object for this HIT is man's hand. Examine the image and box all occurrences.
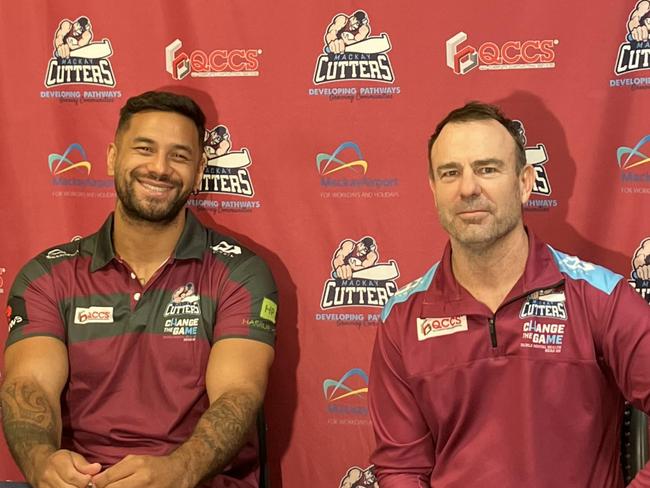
[56,43,71,58]
[629,0,650,41]
[34,449,101,488]
[328,38,347,53]
[91,454,185,488]
[336,264,354,279]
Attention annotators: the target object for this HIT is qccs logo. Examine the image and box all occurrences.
[446,32,557,75]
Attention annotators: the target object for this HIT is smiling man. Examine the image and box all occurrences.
[368,102,650,487]
[1,91,278,488]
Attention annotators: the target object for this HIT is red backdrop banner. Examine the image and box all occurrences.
[1,1,648,486]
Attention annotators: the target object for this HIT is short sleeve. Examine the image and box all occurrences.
[213,254,278,346]
[5,258,65,348]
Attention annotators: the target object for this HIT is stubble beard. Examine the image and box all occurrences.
[115,169,191,225]
[438,194,523,252]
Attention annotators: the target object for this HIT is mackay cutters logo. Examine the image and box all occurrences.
[512,121,552,197]
[164,283,201,340]
[321,237,399,309]
[629,238,650,303]
[339,465,378,488]
[520,287,567,320]
[615,1,650,75]
[45,16,116,87]
[200,125,254,197]
[313,10,394,84]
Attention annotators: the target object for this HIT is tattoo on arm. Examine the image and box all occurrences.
[174,389,259,483]
[0,378,60,480]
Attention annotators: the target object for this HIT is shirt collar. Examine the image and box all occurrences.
[89,209,207,272]
[428,228,564,303]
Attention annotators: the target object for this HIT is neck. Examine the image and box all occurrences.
[112,205,186,280]
[450,224,529,312]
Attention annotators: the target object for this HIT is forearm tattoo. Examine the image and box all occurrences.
[179,389,259,481]
[0,379,59,477]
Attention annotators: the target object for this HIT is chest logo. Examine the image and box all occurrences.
[417,315,468,341]
[519,287,567,320]
[164,283,201,317]
[74,306,114,324]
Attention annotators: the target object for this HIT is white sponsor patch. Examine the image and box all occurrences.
[74,306,114,324]
[8,315,23,331]
[211,241,242,257]
[417,315,468,341]
[46,248,79,259]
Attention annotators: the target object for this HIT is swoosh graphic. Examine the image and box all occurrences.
[323,368,369,401]
[48,143,91,175]
[316,141,367,175]
[617,135,650,169]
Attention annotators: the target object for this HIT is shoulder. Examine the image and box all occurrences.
[546,245,623,296]
[16,238,88,283]
[381,262,439,322]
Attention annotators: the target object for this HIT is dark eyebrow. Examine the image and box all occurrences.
[472,158,505,168]
[132,137,156,145]
[132,137,194,155]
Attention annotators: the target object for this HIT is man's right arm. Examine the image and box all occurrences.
[368,310,434,487]
[1,337,100,487]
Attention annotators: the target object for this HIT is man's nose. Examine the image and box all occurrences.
[459,170,481,198]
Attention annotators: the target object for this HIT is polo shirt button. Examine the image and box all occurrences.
[134,292,141,301]
[130,272,136,279]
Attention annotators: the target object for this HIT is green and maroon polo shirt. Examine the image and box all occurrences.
[5,209,277,487]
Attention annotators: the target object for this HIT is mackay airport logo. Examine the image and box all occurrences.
[191,125,260,213]
[339,465,378,488]
[310,10,400,101]
[323,368,370,425]
[48,143,114,198]
[612,1,650,88]
[317,142,399,199]
[320,236,399,315]
[617,135,650,194]
[512,120,558,211]
[43,16,121,103]
[165,39,261,80]
[446,32,558,75]
[629,238,650,303]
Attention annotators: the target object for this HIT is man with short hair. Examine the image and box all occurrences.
[1,91,278,488]
[368,101,650,487]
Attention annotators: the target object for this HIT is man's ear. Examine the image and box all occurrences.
[429,176,438,208]
[519,163,534,204]
[107,143,117,176]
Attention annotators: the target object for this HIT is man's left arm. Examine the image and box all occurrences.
[92,338,273,488]
[595,280,650,487]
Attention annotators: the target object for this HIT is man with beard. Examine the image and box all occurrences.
[1,91,278,488]
[54,17,92,58]
[332,237,378,280]
[368,102,650,487]
[325,10,370,54]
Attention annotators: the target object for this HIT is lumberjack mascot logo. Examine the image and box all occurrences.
[313,10,395,84]
[321,237,399,309]
[615,1,650,75]
[45,16,116,87]
[200,125,255,197]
